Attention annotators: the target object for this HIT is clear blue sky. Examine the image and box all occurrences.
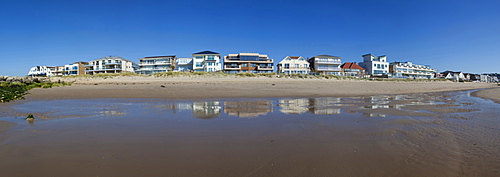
[1,0,499,76]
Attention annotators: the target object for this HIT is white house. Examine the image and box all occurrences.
[442,71,466,81]
[390,62,437,79]
[277,56,310,75]
[308,54,342,75]
[28,66,56,77]
[358,54,389,77]
[86,56,137,75]
[192,51,222,72]
[174,57,193,72]
[136,55,175,75]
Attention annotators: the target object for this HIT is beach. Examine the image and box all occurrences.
[1,76,500,176]
[25,76,497,100]
[471,86,500,104]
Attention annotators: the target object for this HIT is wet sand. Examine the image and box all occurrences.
[1,91,499,176]
[26,76,495,100]
[471,87,500,104]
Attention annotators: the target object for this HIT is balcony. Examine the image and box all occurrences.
[317,67,341,71]
[139,67,169,71]
[140,62,171,66]
[315,59,341,64]
[257,66,274,70]
[224,59,273,63]
[224,65,241,70]
[104,62,123,66]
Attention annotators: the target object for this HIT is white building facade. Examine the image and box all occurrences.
[277,56,310,75]
[174,57,193,72]
[86,56,136,75]
[192,51,222,72]
[28,66,56,77]
[358,54,389,77]
[390,62,437,79]
[308,55,342,75]
[136,56,175,75]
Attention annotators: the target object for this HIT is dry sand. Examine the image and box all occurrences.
[27,76,497,100]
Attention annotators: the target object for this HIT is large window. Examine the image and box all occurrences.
[284,64,290,69]
[241,56,258,61]
[207,55,215,60]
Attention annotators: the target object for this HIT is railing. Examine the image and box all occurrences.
[104,62,122,66]
[140,62,171,65]
[257,66,274,70]
[315,59,341,64]
[138,67,169,70]
[224,65,241,70]
[224,59,273,63]
[317,67,341,71]
[282,67,309,69]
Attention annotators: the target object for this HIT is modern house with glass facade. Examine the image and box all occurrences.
[390,62,437,79]
[277,56,310,75]
[85,56,136,75]
[223,53,274,74]
[358,54,389,77]
[135,56,175,75]
[192,51,222,72]
[64,61,88,76]
[307,55,342,75]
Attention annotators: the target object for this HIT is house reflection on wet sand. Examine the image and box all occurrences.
[278,98,341,115]
[156,101,221,119]
[153,94,440,119]
[223,100,273,118]
[192,101,221,119]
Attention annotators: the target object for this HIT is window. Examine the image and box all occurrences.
[295,64,299,68]
[207,55,215,60]
[251,63,256,67]
[242,63,248,67]
[241,56,258,61]
[195,56,204,59]
[304,64,308,68]
[286,57,291,61]
[284,64,290,69]
[196,62,203,67]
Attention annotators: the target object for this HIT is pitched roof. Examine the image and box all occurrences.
[289,56,300,59]
[193,50,219,55]
[341,62,365,70]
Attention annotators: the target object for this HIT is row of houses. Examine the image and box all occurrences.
[27,50,495,81]
[439,71,500,83]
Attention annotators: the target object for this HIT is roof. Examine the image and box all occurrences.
[313,54,341,58]
[289,56,300,59]
[193,50,219,55]
[93,56,134,63]
[143,55,176,59]
[341,62,365,70]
